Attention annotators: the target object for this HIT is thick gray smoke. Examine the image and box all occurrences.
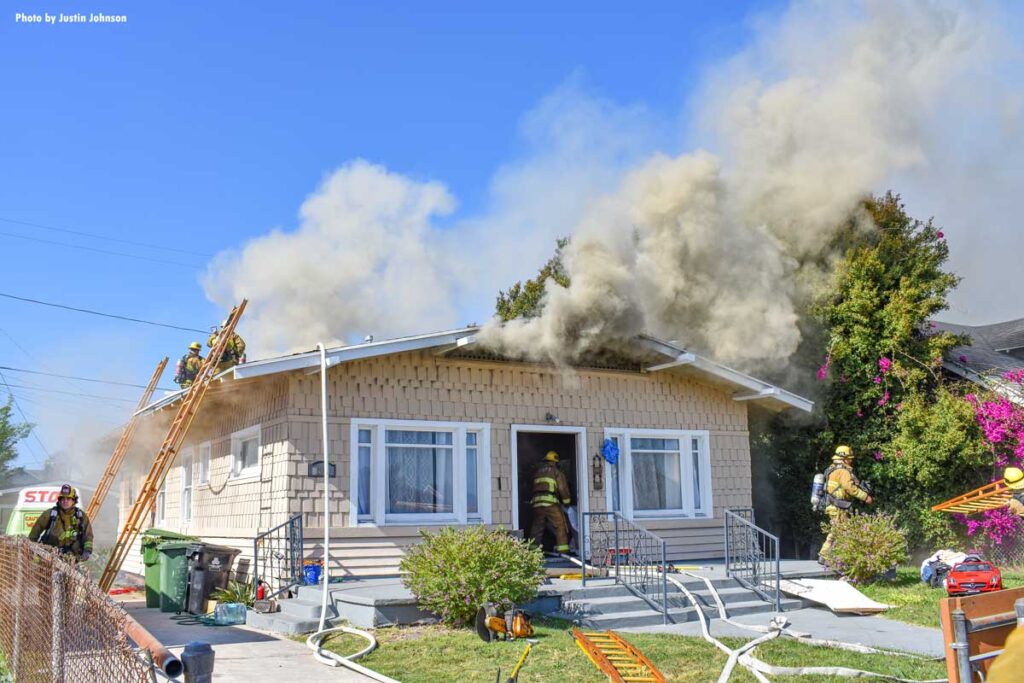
[205,0,1015,366]
[482,0,992,368]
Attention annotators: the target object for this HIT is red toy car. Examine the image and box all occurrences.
[945,556,1002,596]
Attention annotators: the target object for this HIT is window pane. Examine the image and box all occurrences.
[387,445,453,514]
[630,438,679,451]
[385,430,453,446]
[466,432,477,446]
[241,437,258,469]
[182,459,193,487]
[199,446,210,484]
[466,447,478,515]
[358,429,372,444]
[691,438,702,509]
[358,445,372,516]
[632,453,682,510]
[610,436,621,512]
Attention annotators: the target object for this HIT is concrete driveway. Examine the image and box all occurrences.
[121,599,378,682]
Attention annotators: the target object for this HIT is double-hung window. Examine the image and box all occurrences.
[230,426,261,479]
[605,429,712,519]
[350,419,490,525]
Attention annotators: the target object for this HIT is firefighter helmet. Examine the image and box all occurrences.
[59,484,78,502]
[1005,467,1024,490]
[189,341,202,351]
[833,445,853,461]
[545,451,559,463]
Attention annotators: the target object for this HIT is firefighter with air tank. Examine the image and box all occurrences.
[28,483,94,562]
[814,445,873,564]
[529,450,572,554]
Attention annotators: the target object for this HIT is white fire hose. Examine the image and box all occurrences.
[304,342,403,683]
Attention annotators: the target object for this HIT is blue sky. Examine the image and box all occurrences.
[0,1,779,468]
[2,1,1022,471]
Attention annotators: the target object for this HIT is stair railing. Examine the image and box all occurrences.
[253,513,304,601]
[581,511,671,624]
[724,507,781,610]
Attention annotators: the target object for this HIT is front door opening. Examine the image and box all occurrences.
[517,431,578,553]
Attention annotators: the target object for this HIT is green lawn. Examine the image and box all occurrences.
[858,566,1024,629]
[307,617,947,683]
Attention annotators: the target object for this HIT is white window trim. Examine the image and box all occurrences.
[603,428,713,521]
[229,425,262,481]
[198,441,211,486]
[349,418,492,526]
[180,448,194,525]
[155,479,166,525]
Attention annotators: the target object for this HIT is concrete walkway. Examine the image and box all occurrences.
[121,599,377,682]
[622,606,946,657]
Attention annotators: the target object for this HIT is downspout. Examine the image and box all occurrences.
[317,342,331,634]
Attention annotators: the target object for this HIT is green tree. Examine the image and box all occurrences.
[495,238,569,320]
[0,395,31,488]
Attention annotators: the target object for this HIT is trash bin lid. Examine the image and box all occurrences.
[142,529,197,547]
[156,541,202,553]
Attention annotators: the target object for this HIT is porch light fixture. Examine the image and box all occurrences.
[544,412,561,424]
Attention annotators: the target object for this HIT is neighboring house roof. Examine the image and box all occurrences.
[933,318,1024,403]
[138,326,813,417]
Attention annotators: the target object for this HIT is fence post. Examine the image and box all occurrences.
[661,541,668,625]
[51,568,65,683]
[951,609,972,683]
[12,546,24,680]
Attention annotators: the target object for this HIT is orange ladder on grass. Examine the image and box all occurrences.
[85,357,168,520]
[98,300,247,592]
[572,628,666,683]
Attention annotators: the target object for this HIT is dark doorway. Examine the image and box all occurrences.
[517,431,578,553]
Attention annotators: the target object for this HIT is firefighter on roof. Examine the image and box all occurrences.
[208,319,246,373]
[28,484,94,562]
[1003,467,1024,515]
[174,341,204,388]
[819,445,872,563]
[529,451,572,553]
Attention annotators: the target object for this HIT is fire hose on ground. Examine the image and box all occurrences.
[304,342,402,683]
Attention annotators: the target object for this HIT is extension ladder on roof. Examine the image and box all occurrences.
[932,480,1012,514]
[98,301,247,592]
[572,628,666,683]
[85,357,168,521]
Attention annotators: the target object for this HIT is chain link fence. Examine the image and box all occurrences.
[0,535,151,682]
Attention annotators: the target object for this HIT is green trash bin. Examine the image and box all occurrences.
[157,541,200,613]
[142,529,195,608]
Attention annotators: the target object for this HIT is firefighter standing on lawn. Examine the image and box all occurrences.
[529,451,572,554]
[28,484,94,562]
[818,445,872,563]
[174,341,204,388]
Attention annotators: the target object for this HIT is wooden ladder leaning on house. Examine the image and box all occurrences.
[98,300,248,592]
[85,357,168,521]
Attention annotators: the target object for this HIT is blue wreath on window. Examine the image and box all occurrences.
[601,438,619,465]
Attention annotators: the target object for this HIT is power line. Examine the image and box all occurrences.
[0,382,136,403]
[0,230,203,269]
[0,292,209,333]
[0,365,177,392]
[0,216,213,258]
[0,369,51,467]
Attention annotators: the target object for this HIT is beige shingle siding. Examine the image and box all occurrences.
[119,350,752,578]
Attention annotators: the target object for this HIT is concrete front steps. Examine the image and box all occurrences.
[245,590,342,635]
[553,577,803,630]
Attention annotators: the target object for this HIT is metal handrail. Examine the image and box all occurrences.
[253,513,304,601]
[724,507,781,610]
[581,511,672,624]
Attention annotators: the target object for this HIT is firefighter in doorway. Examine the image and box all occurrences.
[529,450,572,553]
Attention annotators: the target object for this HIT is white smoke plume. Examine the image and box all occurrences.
[206,0,1016,366]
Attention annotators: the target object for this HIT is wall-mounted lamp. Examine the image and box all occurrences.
[544,412,561,424]
[592,453,604,490]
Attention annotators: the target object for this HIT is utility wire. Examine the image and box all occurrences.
[0,383,137,403]
[0,292,209,333]
[0,365,177,392]
[0,369,51,468]
[0,230,203,269]
[0,216,213,258]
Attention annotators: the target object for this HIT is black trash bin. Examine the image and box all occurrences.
[185,544,242,615]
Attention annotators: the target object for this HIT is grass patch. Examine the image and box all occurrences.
[858,566,1024,629]
[304,617,947,683]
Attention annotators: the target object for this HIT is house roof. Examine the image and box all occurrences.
[933,318,1024,403]
[137,326,813,417]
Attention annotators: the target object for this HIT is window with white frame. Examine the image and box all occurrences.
[605,429,712,519]
[181,449,193,524]
[155,479,166,524]
[230,425,261,479]
[350,419,490,525]
[198,442,211,485]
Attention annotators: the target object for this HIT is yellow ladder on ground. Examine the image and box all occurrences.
[572,628,666,683]
[85,357,168,521]
[98,301,247,592]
